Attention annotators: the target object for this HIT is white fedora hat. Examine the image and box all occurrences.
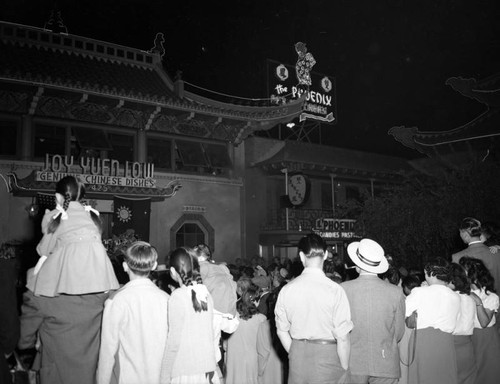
[347,238,388,274]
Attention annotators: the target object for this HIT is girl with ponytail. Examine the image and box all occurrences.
[161,247,217,384]
[29,175,119,297]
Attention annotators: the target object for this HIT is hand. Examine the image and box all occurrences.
[338,368,351,384]
[469,292,483,306]
[406,310,418,329]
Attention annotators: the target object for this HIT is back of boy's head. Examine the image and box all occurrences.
[124,241,158,276]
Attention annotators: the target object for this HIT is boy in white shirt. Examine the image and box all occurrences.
[97,241,169,384]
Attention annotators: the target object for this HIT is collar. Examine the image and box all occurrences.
[468,240,483,246]
[125,278,155,287]
[358,273,379,278]
[302,267,326,276]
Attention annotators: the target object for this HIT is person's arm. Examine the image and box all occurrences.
[332,286,354,370]
[160,292,185,383]
[97,298,122,384]
[395,292,406,341]
[257,322,270,376]
[404,288,419,329]
[405,310,418,329]
[336,332,350,370]
[274,290,292,352]
[276,329,292,353]
[470,292,495,328]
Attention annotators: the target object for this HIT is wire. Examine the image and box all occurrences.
[183,81,296,102]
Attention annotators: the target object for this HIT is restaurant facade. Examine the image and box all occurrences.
[0,20,304,263]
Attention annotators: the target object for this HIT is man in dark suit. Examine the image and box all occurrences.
[342,239,406,384]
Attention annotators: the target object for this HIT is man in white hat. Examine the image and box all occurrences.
[275,233,353,384]
[341,238,406,384]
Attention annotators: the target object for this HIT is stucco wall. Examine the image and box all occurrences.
[150,175,243,264]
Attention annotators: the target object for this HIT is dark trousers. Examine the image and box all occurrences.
[288,339,346,384]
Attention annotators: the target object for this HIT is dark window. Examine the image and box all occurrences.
[73,127,112,151]
[203,143,231,168]
[108,133,134,163]
[176,140,208,167]
[147,137,172,170]
[0,120,18,157]
[34,125,66,158]
[175,223,205,248]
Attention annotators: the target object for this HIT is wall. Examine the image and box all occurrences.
[150,174,243,264]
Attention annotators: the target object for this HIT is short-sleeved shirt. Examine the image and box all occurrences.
[275,267,353,340]
[453,293,476,336]
[405,284,460,333]
[472,288,499,328]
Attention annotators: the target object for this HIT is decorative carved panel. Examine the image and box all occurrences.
[69,102,113,123]
[0,91,29,113]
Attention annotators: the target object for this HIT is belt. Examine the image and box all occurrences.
[294,338,337,345]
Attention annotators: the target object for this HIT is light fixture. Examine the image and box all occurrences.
[286,122,295,128]
[26,196,39,218]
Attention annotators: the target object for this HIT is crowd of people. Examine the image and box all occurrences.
[1,175,500,384]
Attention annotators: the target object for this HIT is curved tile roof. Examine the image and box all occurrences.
[0,22,175,103]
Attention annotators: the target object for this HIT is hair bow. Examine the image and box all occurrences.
[84,205,100,216]
[190,282,209,306]
[53,204,69,220]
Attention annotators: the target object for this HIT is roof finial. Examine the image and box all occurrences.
[44,8,68,34]
[148,32,165,58]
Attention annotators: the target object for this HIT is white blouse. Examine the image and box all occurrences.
[453,293,476,336]
[405,284,461,333]
[472,288,499,328]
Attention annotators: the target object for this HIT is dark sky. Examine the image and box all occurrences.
[3,0,500,158]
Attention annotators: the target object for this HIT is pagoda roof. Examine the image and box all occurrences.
[250,139,410,181]
[0,21,304,143]
[389,74,500,156]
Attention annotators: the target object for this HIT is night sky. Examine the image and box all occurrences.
[3,0,500,158]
